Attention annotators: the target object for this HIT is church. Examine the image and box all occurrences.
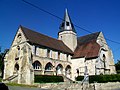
[3,9,116,84]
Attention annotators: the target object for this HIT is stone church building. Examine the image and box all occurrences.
[3,9,116,84]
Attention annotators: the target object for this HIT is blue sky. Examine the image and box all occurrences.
[0,0,120,63]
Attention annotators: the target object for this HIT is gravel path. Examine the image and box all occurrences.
[8,86,51,90]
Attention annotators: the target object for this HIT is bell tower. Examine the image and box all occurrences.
[58,9,77,51]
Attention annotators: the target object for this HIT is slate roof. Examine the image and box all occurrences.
[20,26,73,54]
[72,32,101,59]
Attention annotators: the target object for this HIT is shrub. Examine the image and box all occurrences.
[76,74,120,83]
[34,75,64,83]
[0,78,2,82]
[76,76,84,81]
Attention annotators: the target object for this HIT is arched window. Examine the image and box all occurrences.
[103,54,106,69]
[56,64,63,75]
[33,61,42,70]
[103,54,106,61]
[14,63,19,71]
[45,62,53,70]
[65,65,71,76]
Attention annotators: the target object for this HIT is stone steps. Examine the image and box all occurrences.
[3,74,18,83]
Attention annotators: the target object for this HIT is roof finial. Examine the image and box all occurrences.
[65,8,68,14]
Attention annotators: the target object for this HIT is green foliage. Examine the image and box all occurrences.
[6,83,37,87]
[0,77,2,82]
[115,60,120,74]
[0,49,9,77]
[35,75,64,83]
[76,76,84,81]
[76,74,120,83]
[0,53,4,71]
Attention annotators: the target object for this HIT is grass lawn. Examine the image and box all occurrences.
[6,83,38,88]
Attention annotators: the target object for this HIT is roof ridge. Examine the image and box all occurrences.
[20,25,62,42]
[19,25,73,54]
[77,31,101,38]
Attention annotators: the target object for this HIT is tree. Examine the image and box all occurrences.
[115,60,120,74]
[0,53,4,71]
[0,49,9,78]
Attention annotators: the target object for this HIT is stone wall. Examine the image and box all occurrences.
[93,82,120,90]
[33,82,120,90]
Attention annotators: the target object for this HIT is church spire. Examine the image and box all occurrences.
[59,9,76,33]
[58,9,77,51]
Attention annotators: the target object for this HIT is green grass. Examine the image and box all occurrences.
[6,83,37,88]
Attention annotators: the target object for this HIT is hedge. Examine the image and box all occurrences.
[34,75,64,83]
[76,74,120,83]
[0,77,2,82]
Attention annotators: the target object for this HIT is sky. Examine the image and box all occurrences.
[0,0,120,63]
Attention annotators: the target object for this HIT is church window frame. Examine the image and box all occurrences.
[45,62,53,71]
[56,64,63,75]
[33,61,42,70]
[14,63,19,74]
[103,54,106,61]
[65,65,71,76]
[103,54,106,69]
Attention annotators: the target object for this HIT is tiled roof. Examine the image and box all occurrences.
[77,32,100,45]
[20,26,73,54]
[72,40,100,59]
[72,32,101,59]
[20,25,101,58]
